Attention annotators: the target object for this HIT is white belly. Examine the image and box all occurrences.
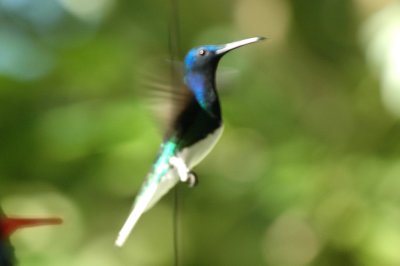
[178,126,224,169]
[144,126,223,211]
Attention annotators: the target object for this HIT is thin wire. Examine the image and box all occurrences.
[173,186,180,266]
[167,0,182,265]
[168,0,181,59]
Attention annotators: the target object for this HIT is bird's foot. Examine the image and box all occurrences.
[187,171,198,188]
[169,156,198,188]
[169,156,190,182]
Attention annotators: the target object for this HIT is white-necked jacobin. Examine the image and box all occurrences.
[116,37,265,247]
[0,208,62,266]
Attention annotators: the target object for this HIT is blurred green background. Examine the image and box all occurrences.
[1,0,400,265]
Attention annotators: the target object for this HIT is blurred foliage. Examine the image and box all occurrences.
[1,0,400,265]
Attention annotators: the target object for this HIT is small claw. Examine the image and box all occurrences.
[187,171,198,188]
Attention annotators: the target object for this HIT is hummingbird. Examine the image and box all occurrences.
[0,207,62,266]
[116,37,265,247]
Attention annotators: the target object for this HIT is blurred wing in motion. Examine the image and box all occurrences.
[139,60,194,135]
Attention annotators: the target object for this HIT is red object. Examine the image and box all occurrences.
[0,217,62,238]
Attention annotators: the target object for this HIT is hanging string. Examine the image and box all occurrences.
[167,0,182,265]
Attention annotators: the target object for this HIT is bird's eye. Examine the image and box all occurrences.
[198,49,207,56]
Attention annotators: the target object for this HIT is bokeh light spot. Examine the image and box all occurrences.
[263,211,320,266]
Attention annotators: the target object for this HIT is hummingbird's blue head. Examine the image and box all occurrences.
[184,37,265,73]
[184,45,221,73]
[183,37,265,112]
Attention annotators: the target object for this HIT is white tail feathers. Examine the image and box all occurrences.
[115,183,157,247]
[115,159,181,247]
